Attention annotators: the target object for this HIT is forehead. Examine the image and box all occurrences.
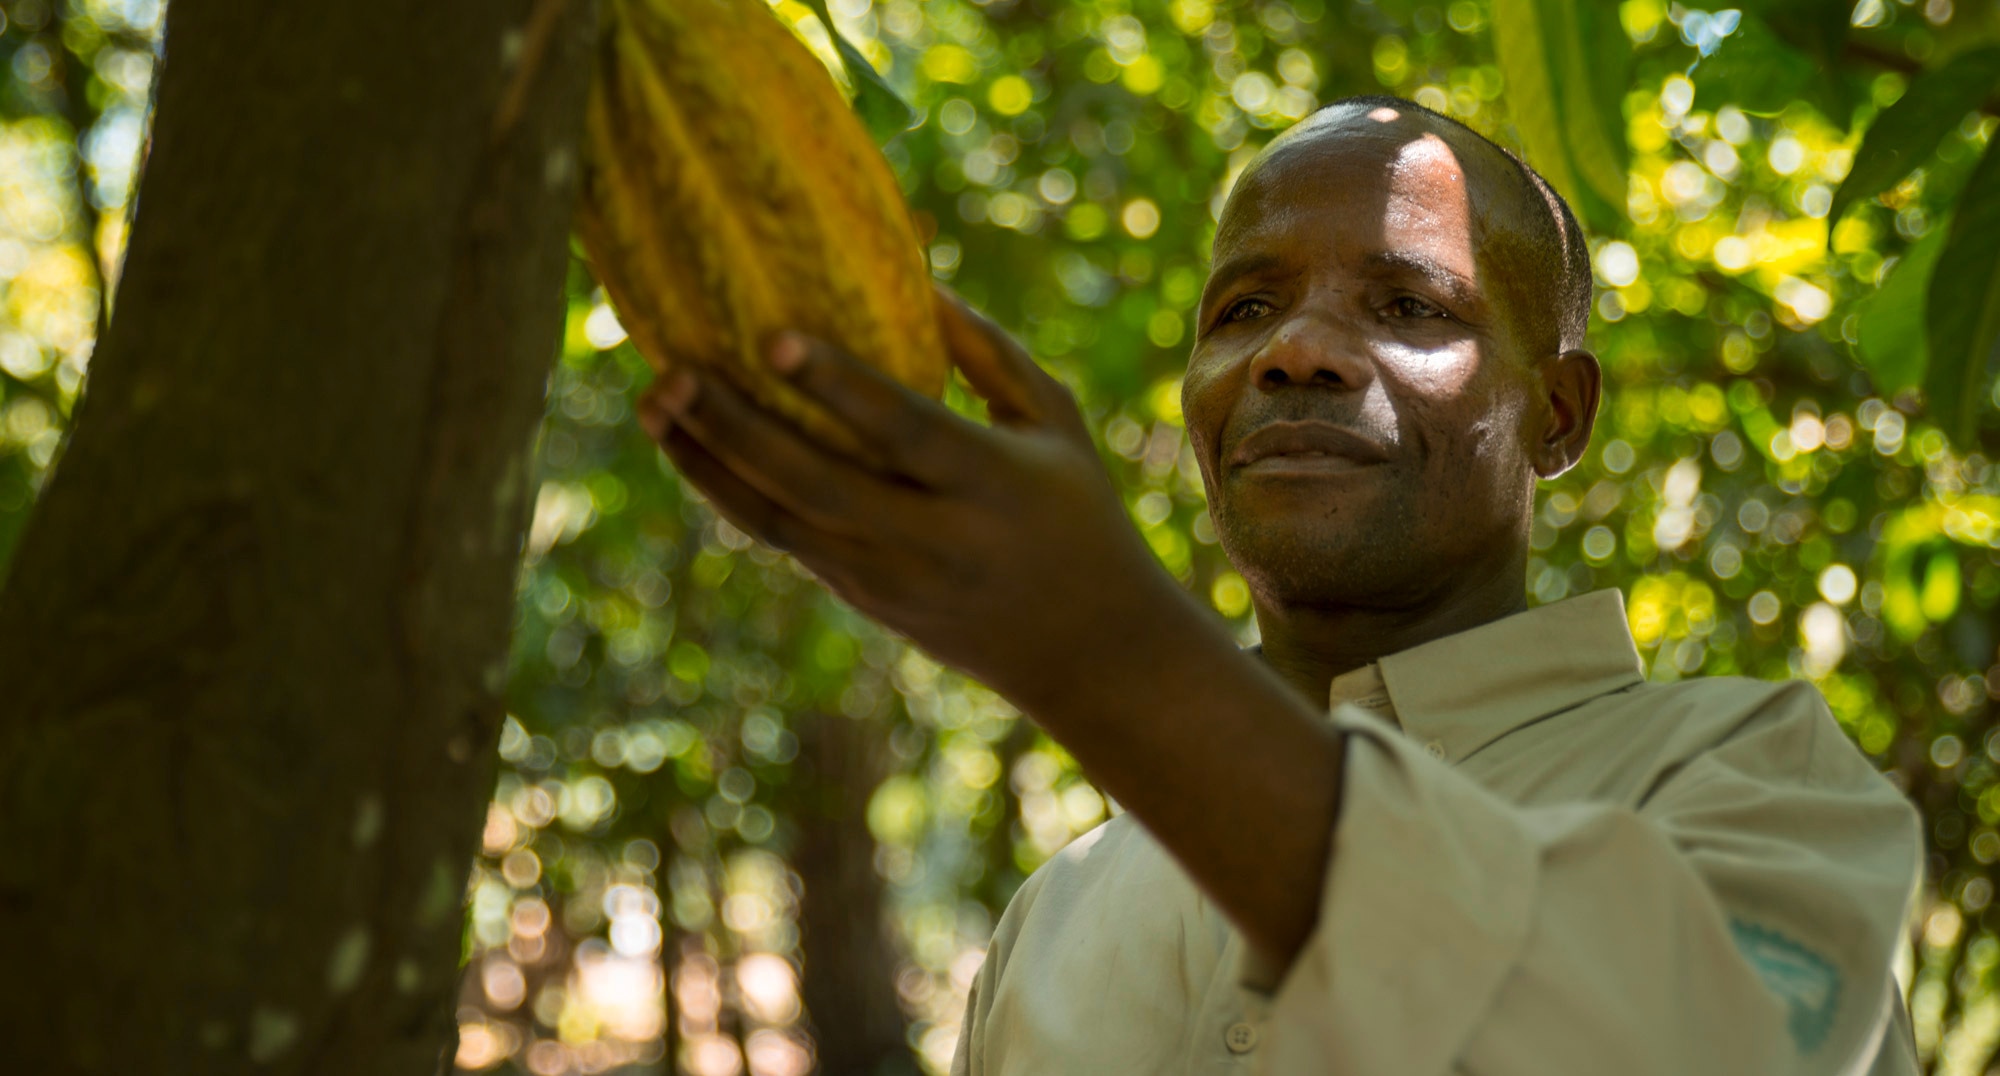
[1213,108,1516,268]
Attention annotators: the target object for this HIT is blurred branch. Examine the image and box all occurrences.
[492,0,574,146]
[793,709,911,1073]
[1841,36,2000,116]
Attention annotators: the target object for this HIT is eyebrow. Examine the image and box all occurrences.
[1363,250,1484,308]
[1199,251,1285,314]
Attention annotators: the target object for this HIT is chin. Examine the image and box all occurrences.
[1214,511,1441,611]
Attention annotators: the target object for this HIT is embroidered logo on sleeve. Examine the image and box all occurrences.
[1728,918,1843,1052]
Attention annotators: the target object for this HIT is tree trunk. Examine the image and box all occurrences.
[0,1,597,1071]
[793,710,916,1076]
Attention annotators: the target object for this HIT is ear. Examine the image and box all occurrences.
[1531,348,1601,479]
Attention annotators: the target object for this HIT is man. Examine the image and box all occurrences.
[636,95,1924,1074]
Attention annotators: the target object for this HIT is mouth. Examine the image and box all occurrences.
[1238,452,1376,474]
[1228,421,1392,475]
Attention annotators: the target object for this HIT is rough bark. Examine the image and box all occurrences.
[0,1,597,1071]
[793,710,917,1076]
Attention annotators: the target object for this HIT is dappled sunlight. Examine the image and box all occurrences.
[1,0,1996,1071]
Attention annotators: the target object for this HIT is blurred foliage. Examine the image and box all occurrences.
[3,0,2000,1074]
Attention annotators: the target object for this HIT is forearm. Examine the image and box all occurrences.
[1007,580,1347,973]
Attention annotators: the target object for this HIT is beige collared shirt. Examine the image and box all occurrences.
[952,588,1923,1076]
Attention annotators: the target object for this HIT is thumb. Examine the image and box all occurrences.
[933,283,1055,428]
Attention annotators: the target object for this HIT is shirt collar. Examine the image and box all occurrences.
[1342,588,1645,763]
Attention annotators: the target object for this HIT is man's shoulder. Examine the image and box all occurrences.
[1026,811,1154,890]
[1602,673,1897,796]
[1589,671,1833,744]
[998,810,1214,921]
[984,809,1217,965]
[1612,669,1825,712]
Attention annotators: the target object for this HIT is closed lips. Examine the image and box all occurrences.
[1230,421,1392,468]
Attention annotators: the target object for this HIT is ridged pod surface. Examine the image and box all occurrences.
[578,0,946,459]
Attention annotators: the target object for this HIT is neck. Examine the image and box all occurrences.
[1250,566,1529,706]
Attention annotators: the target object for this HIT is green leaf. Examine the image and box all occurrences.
[1692,13,1841,119]
[1491,0,1577,201]
[1920,547,1961,623]
[1556,0,1632,223]
[1856,223,1945,394]
[798,0,918,145]
[1736,0,1851,100]
[1832,47,2000,225]
[1490,0,1632,233]
[1925,137,2000,450]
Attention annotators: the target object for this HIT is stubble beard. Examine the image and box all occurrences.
[1212,479,1447,614]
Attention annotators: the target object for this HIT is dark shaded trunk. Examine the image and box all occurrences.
[793,710,915,1075]
[0,1,597,1071]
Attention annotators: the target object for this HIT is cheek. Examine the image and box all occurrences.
[1391,340,1486,400]
[1465,392,1528,463]
[1180,356,1230,458]
[1396,353,1531,483]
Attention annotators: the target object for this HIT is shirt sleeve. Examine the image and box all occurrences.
[1251,680,1923,1076]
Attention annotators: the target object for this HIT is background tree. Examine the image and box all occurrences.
[0,0,1996,1074]
[0,0,596,1070]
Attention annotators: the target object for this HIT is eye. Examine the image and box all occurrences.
[1387,295,1448,319]
[1220,297,1274,325]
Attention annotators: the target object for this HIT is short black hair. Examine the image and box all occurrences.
[1316,94,1594,356]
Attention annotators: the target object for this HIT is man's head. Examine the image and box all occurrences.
[1182,96,1601,617]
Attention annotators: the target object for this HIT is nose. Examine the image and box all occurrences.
[1245,309,1374,394]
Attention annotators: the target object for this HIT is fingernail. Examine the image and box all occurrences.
[768,333,807,374]
[658,369,697,414]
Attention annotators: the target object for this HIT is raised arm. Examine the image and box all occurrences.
[637,293,1354,968]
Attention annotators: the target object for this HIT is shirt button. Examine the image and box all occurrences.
[1225,1021,1259,1054]
[1423,739,1447,760]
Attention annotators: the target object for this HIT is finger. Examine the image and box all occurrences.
[658,419,851,565]
[766,332,981,489]
[933,284,1073,431]
[646,368,925,538]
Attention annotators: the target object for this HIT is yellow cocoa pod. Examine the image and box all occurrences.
[577,0,946,460]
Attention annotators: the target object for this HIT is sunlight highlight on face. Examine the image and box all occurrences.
[1385,132,1483,400]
